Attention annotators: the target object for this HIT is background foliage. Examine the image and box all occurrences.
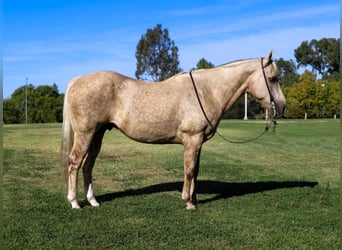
[285,71,340,118]
[3,84,64,124]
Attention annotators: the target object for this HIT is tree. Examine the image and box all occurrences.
[285,70,340,118]
[316,79,340,118]
[3,98,21,123]
[286,70,317,118]
[3,84,64,124]
[294,38,340,79]
[34,85,63,123]
[223,95,263,119]
[275,58,299,87]
[135,24,182,81]
[326,80,340,117]
[195,58,214,69]
[3,84,35,123]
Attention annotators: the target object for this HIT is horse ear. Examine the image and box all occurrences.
[266,50,274,62]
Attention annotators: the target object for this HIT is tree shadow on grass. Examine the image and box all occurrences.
[93,180,318,207]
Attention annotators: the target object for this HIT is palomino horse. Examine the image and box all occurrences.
[61,51,286,209]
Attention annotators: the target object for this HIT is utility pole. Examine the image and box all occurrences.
[243,92,248,120]
[25,77,28,124]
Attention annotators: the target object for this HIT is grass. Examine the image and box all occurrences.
[3,119,340,249]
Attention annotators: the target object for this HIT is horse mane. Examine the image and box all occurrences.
[219,58,256,68]
[191,58,256,74]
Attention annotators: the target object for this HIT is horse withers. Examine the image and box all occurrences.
[61,50,286,209]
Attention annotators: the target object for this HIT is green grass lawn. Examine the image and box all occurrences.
[3,119,340,249]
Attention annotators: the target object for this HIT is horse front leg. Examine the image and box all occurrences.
[190,147,201,206]
[182,135,203,209]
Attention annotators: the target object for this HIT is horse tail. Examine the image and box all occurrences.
[60,78,76,192]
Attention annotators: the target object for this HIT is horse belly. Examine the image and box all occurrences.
[117,117,181,144]
[112,84,186,143]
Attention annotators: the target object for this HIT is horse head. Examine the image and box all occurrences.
[247,50,287,117]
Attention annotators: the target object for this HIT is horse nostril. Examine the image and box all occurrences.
[280,104,287,115]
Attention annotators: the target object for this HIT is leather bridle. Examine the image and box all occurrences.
[188,58,278,144]
[261,58,277,118]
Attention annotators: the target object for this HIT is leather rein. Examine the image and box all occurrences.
[189,57,277,144]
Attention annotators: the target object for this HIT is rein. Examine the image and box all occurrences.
[189,58,277,144]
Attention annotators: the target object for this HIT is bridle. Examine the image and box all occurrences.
[189,57,278,144]
[261,57,277,119]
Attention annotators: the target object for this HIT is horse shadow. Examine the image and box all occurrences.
[94,180,318,206]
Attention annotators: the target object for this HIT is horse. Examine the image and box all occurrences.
[61,50,286,209]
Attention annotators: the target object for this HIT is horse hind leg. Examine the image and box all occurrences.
[67,132,94,209]
[82,125,107,207]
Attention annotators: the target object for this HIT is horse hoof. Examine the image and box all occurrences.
[89,199,100,207]
[186,202,197,210]
[71,201,81,209]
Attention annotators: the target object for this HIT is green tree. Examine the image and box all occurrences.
[328,80,340,117]
[294,38,340,78]
[223,95,263,119]
[3,84,64,124]
[34,85,63,123]
[195,58,214,69]
[3,98,21,123]
[320,80,340,117]
[135,24,182,81]
[275,58,299,87]
[286,70,316,118]
[3,84,35,123]
[285,70,340,118]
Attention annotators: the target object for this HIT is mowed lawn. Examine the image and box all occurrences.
[3,119,340,249]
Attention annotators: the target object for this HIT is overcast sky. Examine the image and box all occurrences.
[3,0,339,97]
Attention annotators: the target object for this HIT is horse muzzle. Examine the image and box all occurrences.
[274,102,287,117]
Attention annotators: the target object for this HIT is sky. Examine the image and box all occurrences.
[3,0,340,98]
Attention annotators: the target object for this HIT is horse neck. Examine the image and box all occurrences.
[193,59,257,115]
